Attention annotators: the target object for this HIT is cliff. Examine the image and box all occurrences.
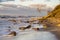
[40,4,60,29]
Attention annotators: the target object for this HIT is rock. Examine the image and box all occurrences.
[32,28,40,31]
[19,25,31,30]
[19,27,26,30]
[26,25,31,29]
[8,31,17,36]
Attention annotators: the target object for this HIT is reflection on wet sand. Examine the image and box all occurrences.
[51,31,60,40]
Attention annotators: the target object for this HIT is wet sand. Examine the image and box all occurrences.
[51,31,60,40]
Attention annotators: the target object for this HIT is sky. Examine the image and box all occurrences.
[14,0,60,7]
[0,0,60,7]
[0,0,60,16]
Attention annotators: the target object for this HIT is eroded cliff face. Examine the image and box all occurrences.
[48,4,60,18]
[41,4,60,19]
[40,4,60,29]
